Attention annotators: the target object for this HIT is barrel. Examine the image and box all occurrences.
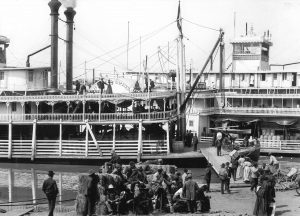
[172,140,184,153]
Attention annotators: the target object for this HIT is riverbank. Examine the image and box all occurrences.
[24,184,300,216]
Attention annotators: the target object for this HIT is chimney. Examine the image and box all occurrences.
[48,0,61,89]
[64,7,76,91]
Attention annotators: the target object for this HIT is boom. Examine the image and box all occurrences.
[180,30,224,113]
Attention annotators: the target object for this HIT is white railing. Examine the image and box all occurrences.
[199,136,300,152]
[0,91,177,102]
[0,109,177,122]
[221,107,300,116]
[0,139,168,159]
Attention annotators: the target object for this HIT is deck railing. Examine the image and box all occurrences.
[0,91,176,102]
[199,136,300,152]
[0,139,168,159]
[0,109,177,122]
[220,107,300,116]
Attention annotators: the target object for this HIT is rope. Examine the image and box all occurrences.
[183,18,219,32]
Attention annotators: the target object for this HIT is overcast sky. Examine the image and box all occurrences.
[1,0,300,82]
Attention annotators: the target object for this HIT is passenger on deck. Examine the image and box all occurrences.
[125,161,137,180]
[97,78,107,94]
[225,162,232,193]
[216,132,223,156]
[192,134,199,151]
[182,168,188,185]
[219,163,229,194]
[238,155,245,179]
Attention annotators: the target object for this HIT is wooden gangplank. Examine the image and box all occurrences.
[199,145,246,185]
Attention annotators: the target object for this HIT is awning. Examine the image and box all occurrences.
[274,120,297,126]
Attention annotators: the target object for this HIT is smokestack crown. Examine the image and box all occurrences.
[48,0,61,14]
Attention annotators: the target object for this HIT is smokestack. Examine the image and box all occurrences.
[48,0,61,89]
[246,22,248,36]
[64,7,76,91]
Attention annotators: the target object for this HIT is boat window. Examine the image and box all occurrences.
[189,120,194,127]
[261,73,266,81]
[273,73,277,80]
[12,102,17,112]
[282,73,287,80]
[231,73,235,80]
[241,74,245,81]
[28,71,34,82]
[0,71,4,80]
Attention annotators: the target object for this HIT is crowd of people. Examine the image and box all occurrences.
[77,150,211,215]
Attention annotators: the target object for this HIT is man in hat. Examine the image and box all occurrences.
[219,163,229,194]
[85,169,100,216]
[192,134,199,152]
[42,170,59,216]
[204,163,212,192]
[215,132,223,156]
[182,173,200,213]
[97,78,107,94]
[110,149,121,165]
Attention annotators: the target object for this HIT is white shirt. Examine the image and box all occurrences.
[270,155,279,165]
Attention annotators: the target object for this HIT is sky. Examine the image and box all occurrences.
[1,0,300,83]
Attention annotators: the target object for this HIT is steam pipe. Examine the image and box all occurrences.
[26,45,51,67]
[48,0,61,89]
[64,7,76,91]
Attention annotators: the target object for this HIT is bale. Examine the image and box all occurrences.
[75,194,87,215]
[78,175,90,194]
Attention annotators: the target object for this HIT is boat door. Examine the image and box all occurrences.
[292,73,297,86]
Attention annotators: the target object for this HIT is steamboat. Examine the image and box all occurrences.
[186,24,300,155]
[0,0,198,162]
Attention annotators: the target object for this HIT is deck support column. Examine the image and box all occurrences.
[82,101,86,121]
[98,95,101,122]
[31,119,37,161]
[59,119,62,157]
[113,123,116,150]
[85,121,89,157]
[8,120,12,159]
[6,102,9,120]
[21,102,24,120]
[137,120,143,162]
[166,121,170,154]
[163,98,166,118]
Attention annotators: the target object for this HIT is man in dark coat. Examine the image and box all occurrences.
[204,163,212,192]
[192,134,199,151]
[42,170,59,216]
[97,78,107,94]
[109,149,121,165]
[182,174,200,213]
[85,169,100,216]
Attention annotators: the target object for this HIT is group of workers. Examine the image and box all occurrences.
[80,150,211,215]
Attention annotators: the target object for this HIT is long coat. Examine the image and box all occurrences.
[182,179,200,201]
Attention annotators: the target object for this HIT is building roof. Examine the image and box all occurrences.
[230,35,272,45]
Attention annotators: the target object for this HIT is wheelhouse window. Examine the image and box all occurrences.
[261,73,266,81]
[0,71,4,80]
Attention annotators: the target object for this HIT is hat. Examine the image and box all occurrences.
[88,169,95,175]
[187,173,192,179]
[187,170,192,174]
[48,170,55,176]
[108,184,114,189]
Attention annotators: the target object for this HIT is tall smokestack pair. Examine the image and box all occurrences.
[48,0,76,91]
